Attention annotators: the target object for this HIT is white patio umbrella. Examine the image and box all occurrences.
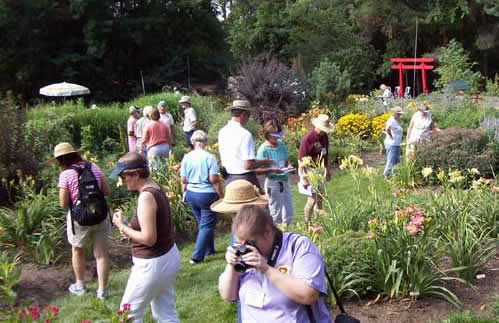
[39,82,90,97]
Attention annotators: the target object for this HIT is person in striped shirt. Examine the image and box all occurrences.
[50,142,111,300]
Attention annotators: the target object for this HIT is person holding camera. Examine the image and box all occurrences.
[110,152,180,323]
[218,205,332,323]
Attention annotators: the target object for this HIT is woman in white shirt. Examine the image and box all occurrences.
[405,104,438,160]
[384,106,405,179]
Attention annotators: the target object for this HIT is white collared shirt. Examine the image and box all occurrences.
[218,120,256,174]
[183,107,197,132]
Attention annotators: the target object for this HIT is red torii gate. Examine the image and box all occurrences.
[391,58,434,98]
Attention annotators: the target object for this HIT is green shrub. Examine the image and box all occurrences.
[485,74,499,97]
[309,57,351,108]
[0,95,38,185]
[321,231,375,299]
[0,176,65,264]
[433,39,482,92]
[415,128,497,177]
[0,251,20,309]
[431,103,483,129]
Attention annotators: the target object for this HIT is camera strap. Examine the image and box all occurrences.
[267,229,283,268]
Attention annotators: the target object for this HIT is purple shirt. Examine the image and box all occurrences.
[238,232,332,323]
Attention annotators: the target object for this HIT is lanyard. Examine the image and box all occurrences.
[267,229,283,268]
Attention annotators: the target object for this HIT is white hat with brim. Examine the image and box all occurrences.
[390,106,405,114]
[210,180,268,214]
[312,114,335,133]
[46,142,80,164]
[179,96,191,104]
[224,99,253,112]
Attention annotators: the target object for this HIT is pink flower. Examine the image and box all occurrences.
[45,319,51,323]
[44,305,59,315]
[18,307,27,320]
[406,223,419,236]
[407,204,420,213]
[411,214,425,226]
[123,303,131,311]
[310,225,322,234]
[80,320,92,323]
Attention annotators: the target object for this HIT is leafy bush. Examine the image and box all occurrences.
[433,39,482,92]
[309,57,351,108]
[0,95,38,193]
[414,128,497,177]
[0,176,65,264]
[321,231,374,299]
[232,56,305,124]
[335,113,371,139]
[485,74,499,97]
[0,251,20,310]
[431,102,483,129]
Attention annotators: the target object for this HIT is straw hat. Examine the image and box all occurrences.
[390,106,405,114]
[210,180,268,214]
[179,96,191,104]
[224,99,253,112]
[46,142,80,163]
[380,84,387,90]
[312,114,335,133]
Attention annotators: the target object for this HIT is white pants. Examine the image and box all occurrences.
[264,179,294,226]
[121,245,181,323]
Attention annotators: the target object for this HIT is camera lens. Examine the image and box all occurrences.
[234,262,247,272]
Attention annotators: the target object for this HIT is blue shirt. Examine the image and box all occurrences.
[180,149,219,193]
[256,140,289,181]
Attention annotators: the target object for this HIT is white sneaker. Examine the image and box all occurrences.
[68,283,86,296]
[96,289,108,300]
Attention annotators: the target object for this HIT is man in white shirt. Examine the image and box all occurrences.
[218,100,273,192]
[158,100,176,147]
[179,96,197,149]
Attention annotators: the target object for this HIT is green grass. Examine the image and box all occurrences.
[47,165,493,322]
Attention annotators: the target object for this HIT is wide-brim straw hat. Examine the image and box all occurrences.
[312,114,335,133]
[210,179,268,214]
[179,96,191,104]
[224,99,253,112]
[390,106,405,114]
[46,142,80,163]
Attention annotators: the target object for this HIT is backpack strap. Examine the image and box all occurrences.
[67,162,90,235]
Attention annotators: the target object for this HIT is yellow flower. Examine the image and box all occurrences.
[448,169,465,183]
[437,170,446,182]
[0,227,4,234]
[421,167,433,178]
[361,166,378,178]
[467,168,480,176]
[116,177,123,187]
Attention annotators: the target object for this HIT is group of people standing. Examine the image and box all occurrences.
[383,103,439,179]
[50,97,337,322]
[126,96,198,170]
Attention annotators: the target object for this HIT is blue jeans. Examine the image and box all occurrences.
[384,144,401,177]
[185,130,195,149]
[147,144,170,172]
[185,191,218,262]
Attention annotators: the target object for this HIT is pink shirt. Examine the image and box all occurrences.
[58,162,104,205]
[144,120,170,148]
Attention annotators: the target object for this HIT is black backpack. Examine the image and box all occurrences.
[70,162,109,234]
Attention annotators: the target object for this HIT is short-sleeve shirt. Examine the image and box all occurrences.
[160,112,175,128]
[144,120,170,148]
[408,111,433,144]
[58,162,104,205]
[298,130,329,165]
[183,107,197,132]
[256,140,289,181]
[218,120,256,175]
[135,117,150,139]
[127,116,137,137]
[180,149,219,193]
[384,115,403,146]
[235,233,331,323]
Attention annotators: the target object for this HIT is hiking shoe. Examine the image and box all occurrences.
[68,283,86,296]
[96,289,108,300]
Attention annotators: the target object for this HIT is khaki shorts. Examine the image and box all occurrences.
[66,212,111,248]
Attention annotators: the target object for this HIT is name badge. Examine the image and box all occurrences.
[245,289,265,308]
[321,148,327,156]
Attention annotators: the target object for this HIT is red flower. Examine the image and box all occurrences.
[117,310,124,316]
[29,306,40,320]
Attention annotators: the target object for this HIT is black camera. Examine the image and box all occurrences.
[233,241,256,272]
